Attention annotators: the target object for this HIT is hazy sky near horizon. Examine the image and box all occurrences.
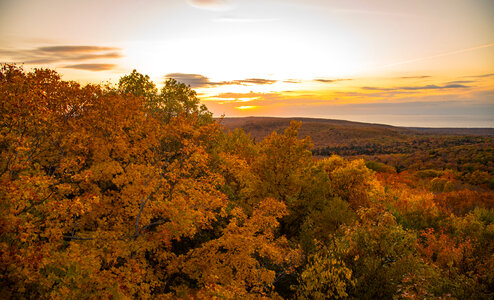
[1,0,493,127]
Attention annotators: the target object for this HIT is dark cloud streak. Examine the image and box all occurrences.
[283,79,301,83]
[62,63,117,71]
[398,75,431,79]
[37,46,119,53]
[362,83,470,91]
[164,73,277,88]
[466,73,494,78]
[446,80,475,85]
[214,92,278,99]
[233,78,276,85]
[164,73,210,88]
[0,45,123,65]
[314,78,352,83]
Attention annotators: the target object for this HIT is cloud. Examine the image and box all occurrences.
[283,79,302,83]
[61,63,117,71]
[232,78,277,85]
[314,78,352,83]
[164,73,211,88]
[361,87,393,91]
[187,0,232,11]
[164,73,277,88]
[362,84,470,91]
[382,43,494,68]
[466,73,494,78]
[398,75,431,79]
[214,92,276,99]
[334,90,414,98]
[400,84,470,90]
[37,46,118,53]
[447,80,475,85]
[0,45,123,64]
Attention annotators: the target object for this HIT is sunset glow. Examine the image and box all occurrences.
[1,0,493,126]
[235,105,259,110]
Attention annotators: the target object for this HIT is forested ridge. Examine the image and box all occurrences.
[1,65,493,299]
[223,117,494,190]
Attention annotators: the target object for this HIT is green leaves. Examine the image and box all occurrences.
[117,70,213,124]
[118,69,158,100]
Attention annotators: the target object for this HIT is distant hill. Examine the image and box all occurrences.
[218,117,494,148]
[406,127,494,136]
[219,117,406,148]
[218,117,494,181]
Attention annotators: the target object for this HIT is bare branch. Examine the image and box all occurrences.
[135,219,165,238]
[134,181,162,237]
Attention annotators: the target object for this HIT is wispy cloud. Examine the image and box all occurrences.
[62,63,117,71]
[0,45,123,64]
[466,73,494,78]
[400,84,470,90]
[233,78,277,85]
[213,92,278,101]
[362,84,470,91]
[314,78,352,83]
[398,75,431,79]
[164,73,277,88]
[164,73,210,88]
[37,46,118,53]
[382,43,494,68]
[447,80,475,85]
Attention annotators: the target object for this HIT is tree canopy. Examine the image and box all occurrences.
[1,65,493,299]
[118,70,212,124]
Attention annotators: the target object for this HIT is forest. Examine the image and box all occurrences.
[1,65,493,299]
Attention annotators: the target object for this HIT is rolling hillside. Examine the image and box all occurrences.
[219,117,494,148]
[219,117,494,187]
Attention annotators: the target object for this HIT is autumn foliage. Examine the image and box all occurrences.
[1,65,493,299]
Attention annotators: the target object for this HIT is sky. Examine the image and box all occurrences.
[1,0,493,127]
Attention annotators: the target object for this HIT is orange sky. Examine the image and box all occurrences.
[1,0,493,127]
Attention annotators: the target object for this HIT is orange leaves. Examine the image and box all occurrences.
[0,66,299,298]
[7,65,494,298]
[418,228,473,269]
[176,197,300,297]
[434,189,494,216]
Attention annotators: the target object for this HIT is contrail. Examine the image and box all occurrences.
[381,42,494,68]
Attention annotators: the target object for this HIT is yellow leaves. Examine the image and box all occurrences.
[172,197,297,297]
[0,66,363,298]
[253,121,313,205]
[297,241,355,299]
[318,156,381,208]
